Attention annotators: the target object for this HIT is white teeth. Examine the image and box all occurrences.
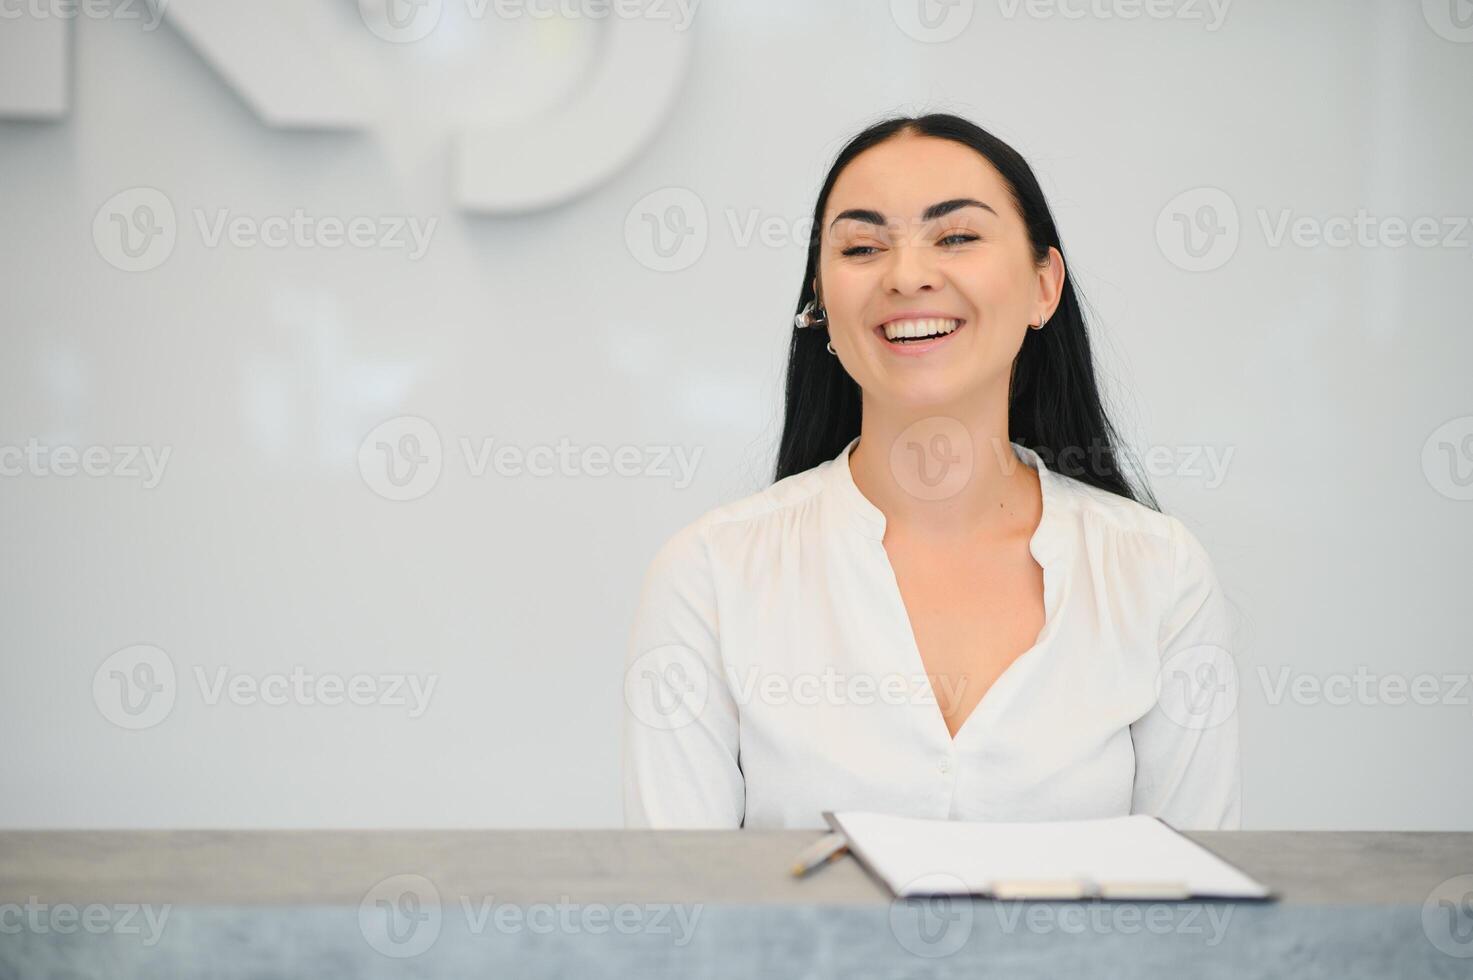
[882,318,962,341]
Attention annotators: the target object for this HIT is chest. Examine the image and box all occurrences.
[883,533,1046,737]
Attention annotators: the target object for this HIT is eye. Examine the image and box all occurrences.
[841,245,880,257]
[938,233,980,247]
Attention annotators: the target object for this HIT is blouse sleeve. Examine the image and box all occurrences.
[622,520,745,828]
[1129,515,1243,830]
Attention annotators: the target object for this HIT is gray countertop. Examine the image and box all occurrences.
[2,830,1471,978]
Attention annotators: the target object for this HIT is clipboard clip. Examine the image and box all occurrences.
[987,878,1192,901]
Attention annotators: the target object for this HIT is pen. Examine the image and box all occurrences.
[790,832,849,877]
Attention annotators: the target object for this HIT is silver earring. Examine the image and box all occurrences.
[825,339,836,355]
[1030,316,1047,330]
[794,298,828,330]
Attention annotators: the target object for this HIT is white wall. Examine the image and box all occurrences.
[2,0,1470,830]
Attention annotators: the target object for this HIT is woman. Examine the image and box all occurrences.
[622,113,1240,831]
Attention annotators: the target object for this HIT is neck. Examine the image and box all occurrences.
[847,387,1041,541]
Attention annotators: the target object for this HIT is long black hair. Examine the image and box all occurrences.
[773,113,1156,510]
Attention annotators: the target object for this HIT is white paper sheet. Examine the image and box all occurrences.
[828,812,1270,900]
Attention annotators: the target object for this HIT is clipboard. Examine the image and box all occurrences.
[823,810,1276,902]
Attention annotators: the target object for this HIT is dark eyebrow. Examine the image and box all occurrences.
[828,198,997,230]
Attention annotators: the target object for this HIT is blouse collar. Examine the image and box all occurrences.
[821,434,1068,566]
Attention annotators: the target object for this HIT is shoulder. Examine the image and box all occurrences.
[1046,468,1170,538]
[640,459,831,578]
[1047,469,1204,550]
[1045,473,1230,658]
[1045,470,1219,592]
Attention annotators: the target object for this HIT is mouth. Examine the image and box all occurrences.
[874,317,966,352]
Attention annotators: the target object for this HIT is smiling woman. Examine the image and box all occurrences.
[622,113,1241,831]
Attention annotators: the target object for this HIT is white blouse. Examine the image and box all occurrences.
[622,436,1242,831]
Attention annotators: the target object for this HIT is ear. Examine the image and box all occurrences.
[1034,246,1065,325]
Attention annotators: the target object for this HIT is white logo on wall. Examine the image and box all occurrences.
[360,874,442,958]
[93,187,177,272]
[1422,416,1473,501]
[891,0,975,43]
[93,644,178,730]
[1156,187,1240,272]
[625,187,708,272]
[358,416,445,502]
[9,2,692,214]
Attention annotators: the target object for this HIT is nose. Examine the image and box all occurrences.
[881,234,941,295]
